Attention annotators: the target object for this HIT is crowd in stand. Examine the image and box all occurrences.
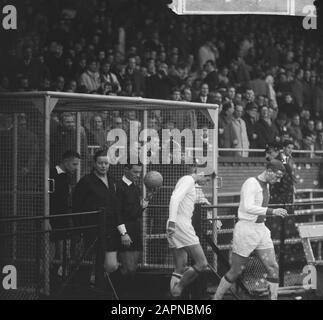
[1,0,323,156]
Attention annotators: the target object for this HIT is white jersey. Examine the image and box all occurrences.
[238,177,270,223]
[167,175,199,249]
[168,175,196,223]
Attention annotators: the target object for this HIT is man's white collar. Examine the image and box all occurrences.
[56,165,65,174]
[122,175,133,186]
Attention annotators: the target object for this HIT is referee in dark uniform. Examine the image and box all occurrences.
[115,163,148,299]
[73,149,121,280]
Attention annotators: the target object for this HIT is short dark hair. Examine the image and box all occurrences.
[282,140,294,148]
[93,149,108,162]
[266,159,286,173]
[62,150,81,161]
[124,163,142,170]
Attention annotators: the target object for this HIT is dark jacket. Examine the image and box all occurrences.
[72,171,121,234]
[255,119,278,149]
[49,166,73,238]
[115,178,143,225]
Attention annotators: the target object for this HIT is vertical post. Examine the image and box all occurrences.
[212,106,219,270]
[12,114,18,262]
[76,112,81,182]
[142,110,148,267]
[279,216,286,287]
[43,95,51,296]
[35,219,41,295]
[95,208,106,290]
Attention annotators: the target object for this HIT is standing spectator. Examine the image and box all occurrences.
[291,69,304,109]
[242,102,258,150]
[125,56,145,96]
[86,114,108,147]
[265,75,278,109]
[229,105,250,157]
[249,69,269,97]
[50,113,88,167]
[302,119,316,140]
[288,113,303,150]
[279,93,299,119]
[194,83,212,104]
[255,106,279,148]
[204,60,219,92]
[115,164,149,299]
[198,40,219,70]
[79,59,101,94]
[315,131,323,153]
[313,80,323,119]
[219,102,237,155]
[100,62,121,93]
[45,43,65,80]
[146,63,174,99]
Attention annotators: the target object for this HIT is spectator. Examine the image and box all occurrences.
[288,113,303,150]
[219,102,237,154]
[86,114,108,147]
[255,106,279,148]
[125,56,145,96]
[249,69,270,97]
[279,93,299,119]
[242,102,258,150]
[100,62,121,93]
[146,63,174,99]
[291,69,304,109]
[302,133,315,157]
[79,59,101,94]
[204,60,219,92]
[265,75,278,109]
[302,119,316,140]
[198,40,219,70]
[45,43,65,80]
[194,83,212,104]
[315,131,323,153]
[228,104,249,157]
[0,76,10,92]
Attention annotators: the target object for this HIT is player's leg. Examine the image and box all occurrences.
[119,250,140,276]
[104,251,119,274]
[170,247,188,292]
[213,252,248,300]
[171,243,208,297]
[255,225,279,300]
[255,248,279,300]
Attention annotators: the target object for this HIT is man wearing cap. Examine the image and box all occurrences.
[213,160,287,300]
[166,165,216,298]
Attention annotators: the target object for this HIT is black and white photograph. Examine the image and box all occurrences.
[0,0,323,308]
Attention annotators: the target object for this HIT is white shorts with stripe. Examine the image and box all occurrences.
[232,220,274,258]
[167,219,200,249]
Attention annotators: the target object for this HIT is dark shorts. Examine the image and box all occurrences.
[119,220,143,252]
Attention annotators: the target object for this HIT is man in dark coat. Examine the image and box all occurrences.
[115,163,149,299]
[73,149,122,279]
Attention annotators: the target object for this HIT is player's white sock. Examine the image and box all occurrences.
[170,272,182,292]
[212,276,232,300]
[267,278,279,300]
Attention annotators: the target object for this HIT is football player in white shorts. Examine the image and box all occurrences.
[213,159,287,300]
[166,165,216,298]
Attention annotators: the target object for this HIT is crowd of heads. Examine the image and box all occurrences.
[1,0,323,153]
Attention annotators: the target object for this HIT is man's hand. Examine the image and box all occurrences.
[121,233,133,247]
[141,198,149,209]
[273,208,288,217]
[167,221,176,236]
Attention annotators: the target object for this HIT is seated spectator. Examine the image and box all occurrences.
[288,113,303,150]
[79,59,101,94]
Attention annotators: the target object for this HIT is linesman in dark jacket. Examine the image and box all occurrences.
[73,149,121,275]
[115,163,149,299]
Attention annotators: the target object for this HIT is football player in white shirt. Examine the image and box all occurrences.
[167,165,216,298]
[213,159,287,300]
